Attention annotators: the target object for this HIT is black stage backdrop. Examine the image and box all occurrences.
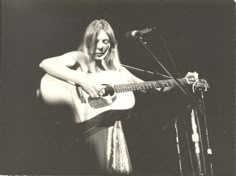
[0,0,234,175]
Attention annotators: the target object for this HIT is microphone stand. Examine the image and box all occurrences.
[135,35,190,176]
[134,35,213,176]
[192,88,214,176]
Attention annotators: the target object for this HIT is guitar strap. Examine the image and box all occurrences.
[79,109,133,136]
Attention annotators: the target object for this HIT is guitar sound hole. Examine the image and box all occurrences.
[102,84,115,96]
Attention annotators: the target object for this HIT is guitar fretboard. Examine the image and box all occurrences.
[113,78,188,93]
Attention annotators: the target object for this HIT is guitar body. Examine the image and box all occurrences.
[39,71,135,123]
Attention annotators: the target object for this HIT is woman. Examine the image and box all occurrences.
[39,19,197,175]
[39,19,147,175]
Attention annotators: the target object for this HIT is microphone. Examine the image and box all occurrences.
[125,27,157,38]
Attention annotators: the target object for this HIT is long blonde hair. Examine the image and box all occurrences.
[78,19,121,71]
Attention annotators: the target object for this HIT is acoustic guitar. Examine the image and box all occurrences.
[39,70,208,124]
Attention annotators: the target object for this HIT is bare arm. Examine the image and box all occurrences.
[39,51,104,98]
[39,51,88,85]
[119,66,166,92]
[119,67,199,94]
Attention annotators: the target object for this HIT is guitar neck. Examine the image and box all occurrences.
[113,78,188,93]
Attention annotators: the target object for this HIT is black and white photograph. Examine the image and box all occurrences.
[0,0,234,175]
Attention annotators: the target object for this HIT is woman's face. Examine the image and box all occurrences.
[94,30,111,61]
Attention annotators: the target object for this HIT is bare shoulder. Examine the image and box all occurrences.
[69,51,88,64]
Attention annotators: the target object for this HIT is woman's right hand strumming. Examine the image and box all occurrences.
[80,79,105,98]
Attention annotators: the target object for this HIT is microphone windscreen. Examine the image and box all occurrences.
[125,30,138,38]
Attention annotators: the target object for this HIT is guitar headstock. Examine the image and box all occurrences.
[185,72,210,92]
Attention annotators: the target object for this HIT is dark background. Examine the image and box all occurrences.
[0,0,234,175]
